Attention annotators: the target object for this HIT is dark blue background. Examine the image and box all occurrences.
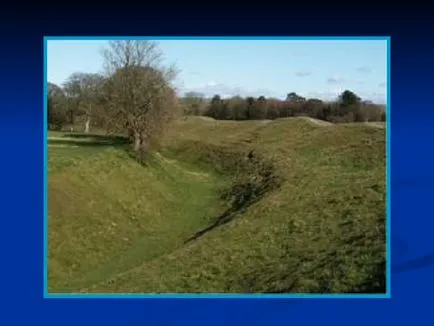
[2,9,432,325]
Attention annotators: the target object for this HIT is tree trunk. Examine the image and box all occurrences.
[128,129,135,142]
[133,131,149,162]
[134,132,141,152]
[85,104,92,133]
[85,116,90,133]
[69,109,75,130]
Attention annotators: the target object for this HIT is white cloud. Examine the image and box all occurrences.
[326,76,345,84]
[295,71,312,77]
[205,81,218,87]
[182,82,277,98]
[187,71,202,76]
[306,91,338,101]
[355,66,372,73]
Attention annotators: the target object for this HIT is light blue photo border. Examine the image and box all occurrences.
[43,35,391,299]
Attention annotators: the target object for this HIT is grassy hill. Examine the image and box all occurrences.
[48,117,386,294]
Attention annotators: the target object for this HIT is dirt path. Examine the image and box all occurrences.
[300,117,334,126]
[47,137,79,148]
[48,144,79,148]
[292,117,385,129]
[364,122,385,129]
[48,136,96,142]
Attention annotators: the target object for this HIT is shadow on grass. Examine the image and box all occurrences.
[184,172,281,244]
[63,133,129,143]
[48,132,165,169]
[345,260,386,294]
[48,133,131,148]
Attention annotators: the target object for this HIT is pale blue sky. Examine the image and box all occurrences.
[47,39,388,103]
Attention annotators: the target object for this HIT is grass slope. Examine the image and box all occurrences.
[48,133,227,292]
[48,117,386,294]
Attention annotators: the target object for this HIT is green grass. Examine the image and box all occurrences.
[48,117,386,294]
[48,134,228,292]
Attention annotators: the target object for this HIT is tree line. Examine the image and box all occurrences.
[180,90,386,123]
[47,40,386,160]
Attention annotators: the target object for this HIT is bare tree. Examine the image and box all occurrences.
[100,40,180,160]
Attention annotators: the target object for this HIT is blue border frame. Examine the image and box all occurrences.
[43,36,391,299]
[44,38,48,296]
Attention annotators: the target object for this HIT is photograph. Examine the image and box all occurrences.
[46,37,387,295]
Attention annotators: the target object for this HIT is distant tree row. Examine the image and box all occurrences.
[180,90,386,123]
[47,41,386,160]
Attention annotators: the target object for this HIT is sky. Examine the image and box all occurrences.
[47,39,388,104]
